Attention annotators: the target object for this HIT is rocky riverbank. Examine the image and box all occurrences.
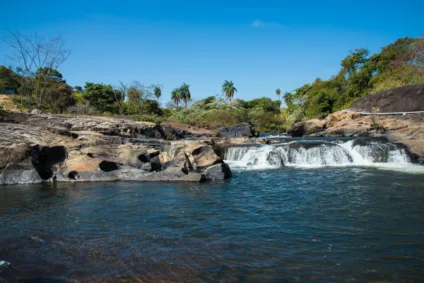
[0,114,238,185]
[287,111,424,159]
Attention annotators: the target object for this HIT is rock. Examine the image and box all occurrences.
[62,152,100,173]
[80,144,148,167]
[287,122,305,137]
[0,162,42,185]
[0,141,30,169]
[191,145,222,168]
[168,141,223,169]
[202,163,232,181]
[304,119,325,134]
[349,83,424,113]
[0,260,12,283]
[267,150,284,166]
[30,109,42,114]
[150,156,162,172]
[98,160,120,172]
[31,145,67,180]
[218,123,258,138]
[324,113,340,128]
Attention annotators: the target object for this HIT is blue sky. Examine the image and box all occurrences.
[0,0,423,104]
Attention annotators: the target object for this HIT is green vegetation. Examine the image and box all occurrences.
[275,88,281,101]
[1,32,422,133]
[284,37,424,123]
[167,95,284,132]
[222,80,237,104]
[0,105,7,116]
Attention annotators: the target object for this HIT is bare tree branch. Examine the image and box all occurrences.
[5,30,71,110]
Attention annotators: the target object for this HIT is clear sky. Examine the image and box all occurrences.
[0,0,423,104]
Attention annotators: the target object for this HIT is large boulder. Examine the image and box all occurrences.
[202,163,232,181]
[287,122,305,137]
[287,119,325,137]
[217,123,258,138]
[349,83,424,113]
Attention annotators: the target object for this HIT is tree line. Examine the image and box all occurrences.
[282,37,424,123]
[1,31,423,132]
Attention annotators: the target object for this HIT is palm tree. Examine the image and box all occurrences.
[222,80,237,105]
[180,83,191,107]
[154,86,161,103]
[171,88,181,108]
[275,88,281,100]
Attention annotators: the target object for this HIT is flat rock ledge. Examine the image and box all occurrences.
[0,114,232,185]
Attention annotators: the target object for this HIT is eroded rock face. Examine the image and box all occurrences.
[0,116,232,184]
[218,123,258,138]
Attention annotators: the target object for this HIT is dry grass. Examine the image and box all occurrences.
[0,94,20,112]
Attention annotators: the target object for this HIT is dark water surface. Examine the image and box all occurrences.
[1,167,424,282]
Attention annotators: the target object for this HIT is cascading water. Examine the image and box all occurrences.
[225,139,414,169]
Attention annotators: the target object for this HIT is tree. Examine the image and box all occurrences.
[116,81,128,114]
[171,88,181,108]
[275,88,281,101]
[0,65,21,93]
[5,31,71,109]
[154,86,162,103]
[83,83,121,113]
[74,86,83,93]
[44,81,75,113]
[180,83,191,107]
[222,80,237,105]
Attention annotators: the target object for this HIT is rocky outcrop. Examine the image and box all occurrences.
[0,114,232,185]
[217,123,258,138]
[287,119,325,137]
[349,83,424,113]
[296,110,424,160]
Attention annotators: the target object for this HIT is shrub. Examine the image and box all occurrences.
[0,104,7,116]
[67,103,98,115]
[133,114,164,124]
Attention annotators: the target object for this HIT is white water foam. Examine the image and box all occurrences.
[224,140,421,172]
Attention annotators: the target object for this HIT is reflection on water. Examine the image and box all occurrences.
[1,167,424,282]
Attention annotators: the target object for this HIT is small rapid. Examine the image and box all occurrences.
[224,138,417,170]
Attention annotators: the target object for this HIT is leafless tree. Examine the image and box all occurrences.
[116,80,128,114]
[5,30,71,110]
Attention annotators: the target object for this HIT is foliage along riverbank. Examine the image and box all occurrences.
[0,35,423,135]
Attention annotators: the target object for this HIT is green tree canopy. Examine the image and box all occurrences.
[222,80,237,104]
[83,83,122,113]
[0,66,21,93]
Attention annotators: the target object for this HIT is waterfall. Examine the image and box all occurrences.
[224,139,413,169]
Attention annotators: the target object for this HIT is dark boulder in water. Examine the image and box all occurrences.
[201,163,232,181]
[267,150,284,166]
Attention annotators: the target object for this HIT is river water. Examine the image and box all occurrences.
[1,140,424,282]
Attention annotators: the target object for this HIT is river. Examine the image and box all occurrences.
[1,139,424,282]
